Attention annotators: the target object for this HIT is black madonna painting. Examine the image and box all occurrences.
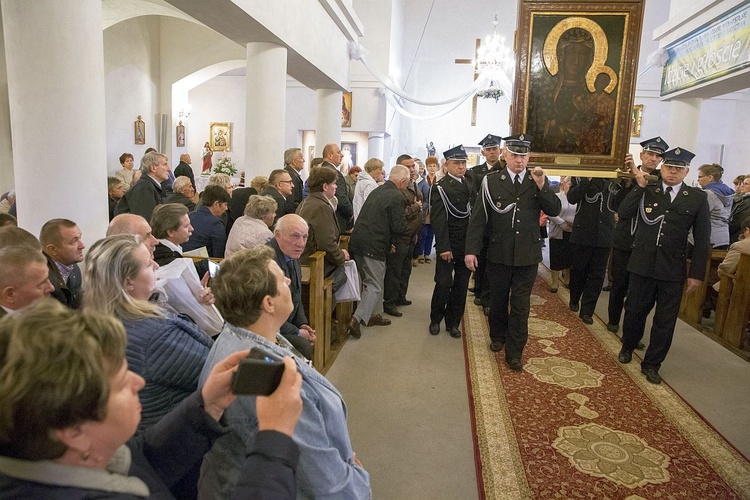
[512,1,644,175]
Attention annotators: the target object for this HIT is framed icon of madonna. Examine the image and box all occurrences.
[511,0,645,177]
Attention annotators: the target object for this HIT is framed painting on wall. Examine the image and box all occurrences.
[342,92,352,128]
[210,122,231,152]
[511,0,645,177]
[341,141,357,170]
[176,121,186,147]
[134,116,145,145]
[630,104,643,137]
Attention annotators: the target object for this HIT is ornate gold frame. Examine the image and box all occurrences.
[511,0,645,177]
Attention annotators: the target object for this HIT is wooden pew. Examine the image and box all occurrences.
[301,251,332,371]
[715,252,750,350]
[679,249,726,325]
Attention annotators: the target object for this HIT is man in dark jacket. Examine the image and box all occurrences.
[284,147,305,212]
[607,136,668,334]
[429,146,475,339]
[263,169,295,225]
[174,153,196,190]
[268,214,316,358]
[184,186,230,258]
[115,151,169,221]
[39,218,85,309]
[566,176,618,324]
[321,143,354,232]
[618,147,711,384]
[465,134,506,313]
[383,154,422,317]
[348,165,409,338]
[465,135,561,370]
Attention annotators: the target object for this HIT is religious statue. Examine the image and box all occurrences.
[426,141,436,157]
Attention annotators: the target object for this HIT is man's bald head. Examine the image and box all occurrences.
[107,214,158,255]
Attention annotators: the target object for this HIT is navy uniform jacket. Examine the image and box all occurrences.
[618,182,711,282]
[465,158,506,203]
[611,182,636,251]
[567,177,617,248]
[430,174,474,257]
[466,169,561,267]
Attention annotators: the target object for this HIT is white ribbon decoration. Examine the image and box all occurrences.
[381,87,479,121]
[350,41,494,106]
[637,48,669,79]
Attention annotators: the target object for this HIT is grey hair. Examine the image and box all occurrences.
[139,151,166,175]
[172,176,193,194]
[244,195,277,219]
[284,147,302,166]
[389,165,410,182]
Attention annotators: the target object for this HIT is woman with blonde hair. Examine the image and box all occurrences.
[226,195,277,257]
[83,234,212,431]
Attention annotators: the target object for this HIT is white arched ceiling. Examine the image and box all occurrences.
[171,60,246,117]
[102,0,203,30]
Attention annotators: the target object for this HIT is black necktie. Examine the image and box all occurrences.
[665,186,673,204]
[514,175,521,192]
[286,260,297,289]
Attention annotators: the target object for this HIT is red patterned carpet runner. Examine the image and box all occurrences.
[462,272,750,499]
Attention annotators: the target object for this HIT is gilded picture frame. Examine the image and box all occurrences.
[134,115,145,145]
[209,122,231,152]
[511,0,645,177]
[630,104,643,137]
[342,92,352,128]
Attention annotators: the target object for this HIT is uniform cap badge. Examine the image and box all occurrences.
[675,148,681,155]
[646,207,652,213]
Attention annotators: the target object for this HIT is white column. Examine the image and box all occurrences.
[2,0,108,239]
[0,9,13,194]
[368,132,385,162]
[316,89,342,150]
[667,98,702,152]
[246,42,287,177]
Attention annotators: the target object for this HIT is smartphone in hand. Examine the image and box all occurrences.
[231,347,285,396]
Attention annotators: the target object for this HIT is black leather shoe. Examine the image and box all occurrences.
[549,287,558,293]
[506,358,523,371]
[636,342,646,350]
[366,314,391,327]
[618,348,632,364]
[383,306,402,317]
[641,367,662,384]
[468,287,475,294]
[483,306,490,316]
[602,285,612,292]
[606,323,619,333]
[473,297,482,305]
[489,341,504,352]
[395,299,412,306]
[449,326,462,338]
[429,322,440,335]
[580,314,593,325]
[569,301,579,312]
[347,316,361,339]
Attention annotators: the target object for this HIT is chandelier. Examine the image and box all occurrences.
[475,15,515,100]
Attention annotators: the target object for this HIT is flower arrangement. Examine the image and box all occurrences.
[212,153,237,176]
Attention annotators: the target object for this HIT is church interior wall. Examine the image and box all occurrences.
[103,15,161,174]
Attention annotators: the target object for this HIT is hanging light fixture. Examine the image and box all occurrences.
[475,15,515,101]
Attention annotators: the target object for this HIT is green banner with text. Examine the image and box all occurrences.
[661,3,750,96]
